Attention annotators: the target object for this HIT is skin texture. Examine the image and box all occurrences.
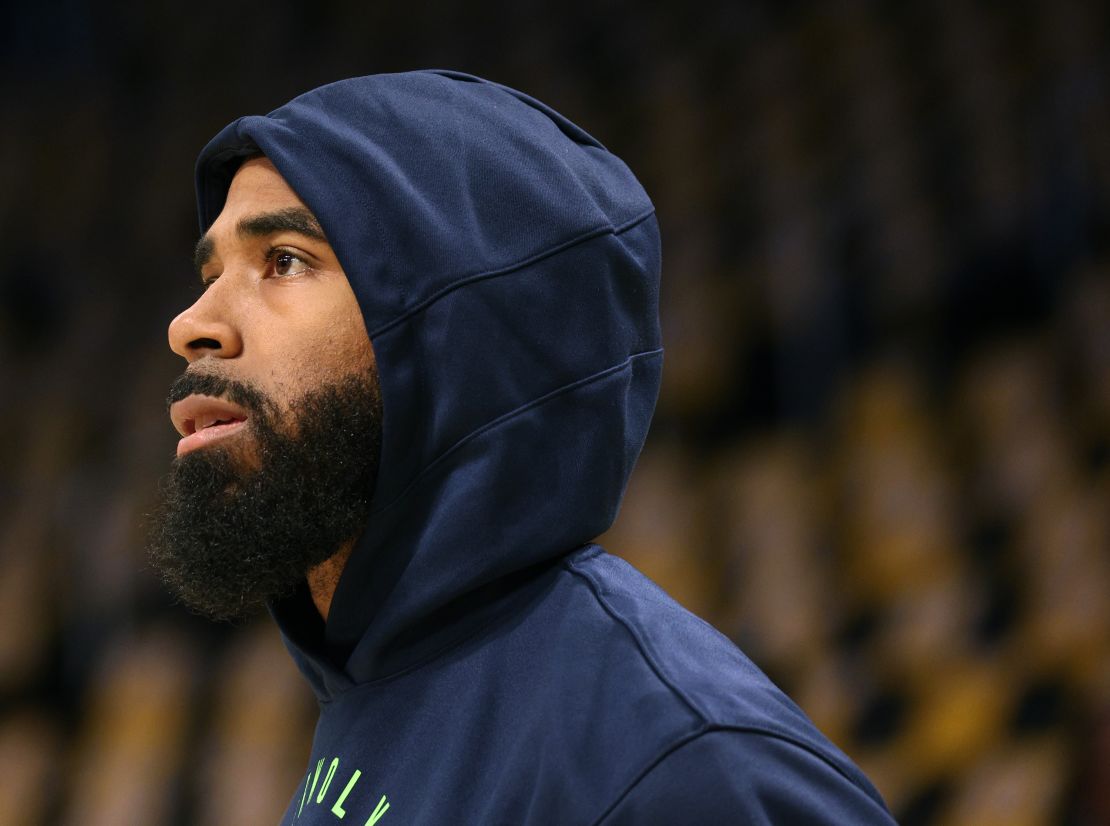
[167,157,376,620]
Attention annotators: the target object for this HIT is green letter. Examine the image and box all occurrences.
[331,769,362,819]
[307,758,324,807]
[297,771,312,818]
[364,794,390,825]
[317,758,339,804]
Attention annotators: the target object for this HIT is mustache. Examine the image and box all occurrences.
[165,370,270,415]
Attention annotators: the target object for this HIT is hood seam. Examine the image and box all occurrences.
[370,347,663,518]
[369,207,655,339]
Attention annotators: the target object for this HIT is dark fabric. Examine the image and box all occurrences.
[596,729,898,824]
[194,71,895,824]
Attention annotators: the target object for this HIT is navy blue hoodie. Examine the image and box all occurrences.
[194,71,896,825]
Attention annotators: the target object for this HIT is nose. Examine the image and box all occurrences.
[168,284,244,363]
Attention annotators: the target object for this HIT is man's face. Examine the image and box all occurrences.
[169,156,374,441]
[148,156,382,621]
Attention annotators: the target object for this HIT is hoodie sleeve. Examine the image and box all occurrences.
[595,730,898,825]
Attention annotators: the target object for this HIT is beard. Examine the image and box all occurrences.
[146,367,382,622]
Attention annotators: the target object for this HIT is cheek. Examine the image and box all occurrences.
[324,301,376,372]
[250,283,373,401]
[287,306,374,385]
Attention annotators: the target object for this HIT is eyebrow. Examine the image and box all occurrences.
[193,206,328,277]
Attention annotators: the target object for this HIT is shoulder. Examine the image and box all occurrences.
[562,546,823,738]
[593,728,897,825]
[562,547,893,823]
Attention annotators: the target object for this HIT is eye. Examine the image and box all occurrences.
[271,249,310,278]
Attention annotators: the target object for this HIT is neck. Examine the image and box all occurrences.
[307,540,355,620]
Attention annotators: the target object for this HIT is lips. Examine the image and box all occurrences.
[170,394,250,457]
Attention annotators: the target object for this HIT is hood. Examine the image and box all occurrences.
[194,70,662,699]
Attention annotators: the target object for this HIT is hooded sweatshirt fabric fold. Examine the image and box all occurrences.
[194,70,896,825]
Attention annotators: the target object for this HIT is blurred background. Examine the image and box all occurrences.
[1,0,1108,823]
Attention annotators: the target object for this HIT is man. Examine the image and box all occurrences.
[151,70,896,824]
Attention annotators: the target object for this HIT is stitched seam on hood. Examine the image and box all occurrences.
[368,207,656,338]
[370,347,663,517]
